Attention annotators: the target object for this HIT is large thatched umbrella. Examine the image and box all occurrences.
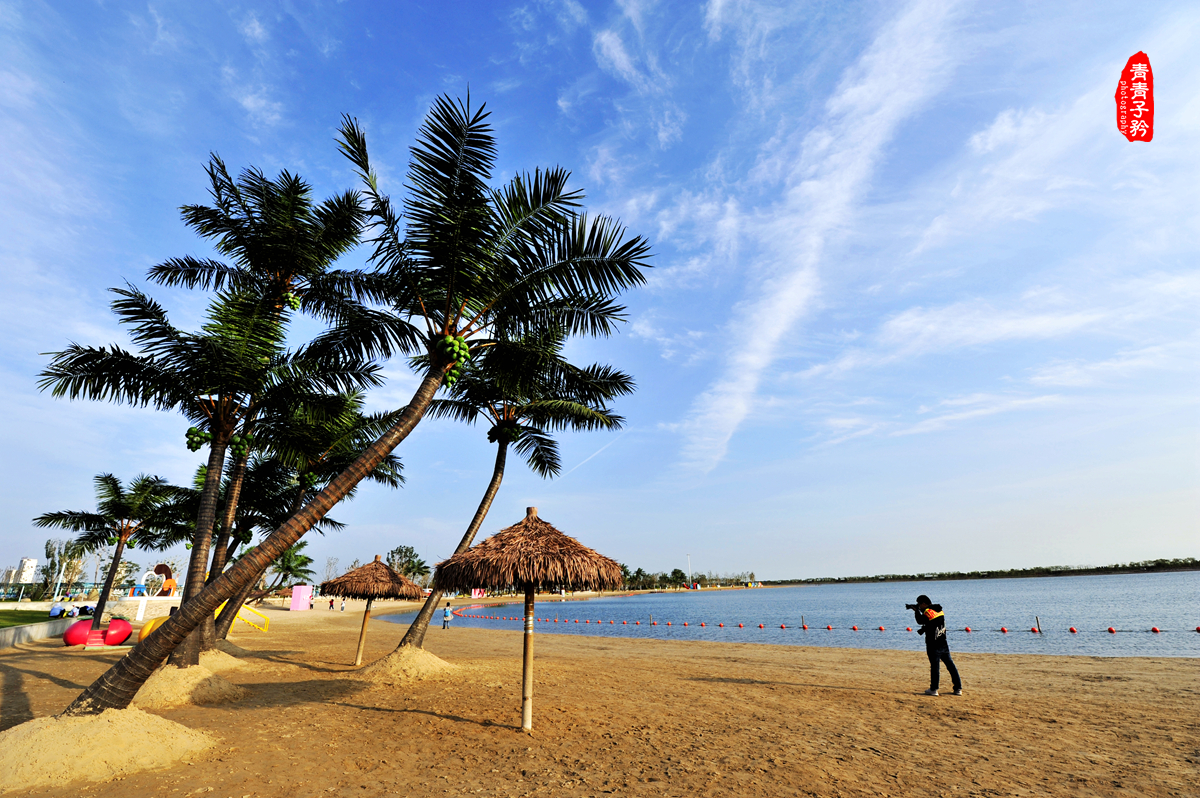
[433,507,622,730]
[320,555,423,666]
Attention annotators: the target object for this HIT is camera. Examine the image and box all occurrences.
[904,603,920,611]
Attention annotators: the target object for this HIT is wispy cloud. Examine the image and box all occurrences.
[677,0,962,471]
[894,394,1062,436]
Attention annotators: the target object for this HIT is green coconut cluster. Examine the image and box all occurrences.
[300,471,319,488]
[440,334,471,386]
[282,291,301,310]
[185,427,212,451]
[487,423,522,445]
[229,433,255,459]
[107,535,137,550]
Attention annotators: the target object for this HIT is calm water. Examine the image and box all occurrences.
[381,572,1200,657]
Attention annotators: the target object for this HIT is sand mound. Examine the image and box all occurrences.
[356,646,457,684]
[0,708,215,794]
[199,648,248,673]
[135,664,248,708]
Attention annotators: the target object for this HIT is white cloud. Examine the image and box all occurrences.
[221,66,283,126]
[240,14,269,44]
[1028,345,1181,387]
[893,394,1062,436]
[968,108,1048,154]
[593,29,649,92]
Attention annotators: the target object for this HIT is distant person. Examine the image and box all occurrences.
[329,597,335,610]
[442,602,452,629]
[910,594,962,696]
[340,598,345,612]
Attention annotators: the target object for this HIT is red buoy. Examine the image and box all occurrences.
[682,622,688,626]
[652,621,657,626]
[879,626,885,631]
[826,625,833,630]
[758,624,764,628]
[584,619,590,623]
[738,623,743,628]
[1031,627,1038,633]
[610,620,614,624]
[907,627,913,632]
[802,624,808,630]
[1000,627,1007,633]
[718,623,724,627]
[851,626,858,631]
[1151,627,1160,633]
[666,621,671,626]
[780,624,786,629]
[700,622,706,627]
[1108,627,1116,634]
[964,627,971,633]
[1069,627,1077,633]
[622,621,627,624]
[635,621,640,625]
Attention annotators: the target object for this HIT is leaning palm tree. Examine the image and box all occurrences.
[58,93,650,716]
[34,474,190,633]
[211,396,404,643]
[394,327,633,650]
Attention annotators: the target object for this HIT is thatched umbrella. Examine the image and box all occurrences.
[320,555,423,666]
[433,507,622,730]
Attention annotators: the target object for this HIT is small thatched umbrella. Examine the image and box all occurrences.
[433,507,622,730]
[320,555,423,666]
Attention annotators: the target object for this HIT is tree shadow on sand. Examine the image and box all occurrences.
[688,675,911,696]
[333,701,519,731]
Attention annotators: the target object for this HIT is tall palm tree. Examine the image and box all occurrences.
[59,93,650,716]
[34,474,189,632]
[395,328,633,650]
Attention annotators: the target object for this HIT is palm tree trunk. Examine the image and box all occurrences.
[59,368,444,716]
[200,450,250,651]
[169,428,230,668]
[89,536,126,633]
[397,440,507,650]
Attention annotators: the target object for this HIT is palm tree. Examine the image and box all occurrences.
[40,288,381,666]
[259,542,315,594]
[394,328,633,650]
[211,396,404,642]
[59,93,650,716]
[34,474,189,632]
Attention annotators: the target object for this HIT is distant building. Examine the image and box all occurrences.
[1,567,15,584]
[17,558,37,583]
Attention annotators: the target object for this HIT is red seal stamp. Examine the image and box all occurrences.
[1115,52,1153,142]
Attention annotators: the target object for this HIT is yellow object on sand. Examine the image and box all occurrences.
[137,615,169,641]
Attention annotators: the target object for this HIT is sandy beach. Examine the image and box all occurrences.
[1,601,1196,797]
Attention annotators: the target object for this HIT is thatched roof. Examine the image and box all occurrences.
[320,555,423,601]
[432,507,623,592]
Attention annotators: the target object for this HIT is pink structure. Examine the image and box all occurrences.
[289,584,312,611]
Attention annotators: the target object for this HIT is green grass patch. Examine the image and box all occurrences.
[0,610,55,629]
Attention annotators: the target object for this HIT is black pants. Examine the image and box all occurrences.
[442,619,449,629]
[927,642,961,691]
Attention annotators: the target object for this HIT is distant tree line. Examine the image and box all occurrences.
[765,557,1199,585]
[619,566,757,591]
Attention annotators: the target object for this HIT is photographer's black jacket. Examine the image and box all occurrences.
[914,604,947,650]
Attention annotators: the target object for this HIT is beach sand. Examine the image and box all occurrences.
[1,600,1196,797]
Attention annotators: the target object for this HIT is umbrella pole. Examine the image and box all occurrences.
[354,597,374,667]
[521,585,535,731]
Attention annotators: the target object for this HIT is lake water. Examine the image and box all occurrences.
[381,571,1200,657]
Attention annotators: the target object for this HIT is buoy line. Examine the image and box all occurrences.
[447,605,1194,636]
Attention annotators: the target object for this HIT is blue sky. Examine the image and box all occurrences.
[1,1,1197,581]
